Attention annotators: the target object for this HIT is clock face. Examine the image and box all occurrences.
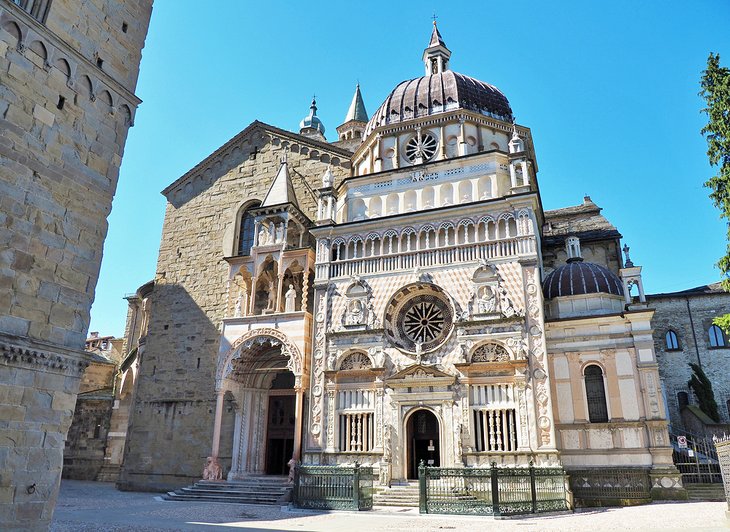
[384,283,454,354]
[405,131,438,163]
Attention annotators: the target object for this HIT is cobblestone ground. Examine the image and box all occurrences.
[51,480,728,532]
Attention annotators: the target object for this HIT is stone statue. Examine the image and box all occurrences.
[276,223,285,243]
[498,281,519,318]
[268,223,275,244]
[140,297,150,337]
[322,165,334,187]
[415,341,423,365]
[239,284,248,316]
[202,456,222,481]
[234,289,242,317]
[258,225,268,246]
[287,458,298,484]
[267,281,276,310]
[285,284,296,312]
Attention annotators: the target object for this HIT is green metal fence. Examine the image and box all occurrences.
[293,463,373,510]
[568,468,651,505]
[418,462,568,516]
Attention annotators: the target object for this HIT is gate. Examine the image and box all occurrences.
[714,435,730,512]
[670,430,722,484]
[293,463,373,510]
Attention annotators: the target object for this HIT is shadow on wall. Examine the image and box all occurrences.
[681,405,730,439]
[117,283,236,492]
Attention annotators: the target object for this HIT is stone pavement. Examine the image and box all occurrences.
[52,480,728,531]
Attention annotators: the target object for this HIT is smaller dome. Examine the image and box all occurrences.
[300,97,325,135]
[542,261,624,299]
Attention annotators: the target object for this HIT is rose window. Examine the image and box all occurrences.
[384,284,454,354]
[405,132,438,163]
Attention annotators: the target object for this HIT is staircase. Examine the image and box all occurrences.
[163,476,291,505]
[373,482,420,507]
[685,483,726,502]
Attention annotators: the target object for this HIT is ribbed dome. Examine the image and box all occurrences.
[364,71,513,137]
[542,261,624,299]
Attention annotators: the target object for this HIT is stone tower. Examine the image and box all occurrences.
[0,1,152,529]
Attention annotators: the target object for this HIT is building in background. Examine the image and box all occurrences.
[649,284,730,437]
[0,1,152,529]
[118,24,684,504]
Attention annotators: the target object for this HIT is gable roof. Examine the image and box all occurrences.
[161,120,354,198]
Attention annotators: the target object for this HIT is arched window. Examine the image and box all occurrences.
[665,330,680,350]
[584,365,609,423]
[236,201,260,256]
[677,391,689,410]
[709,324,726,348]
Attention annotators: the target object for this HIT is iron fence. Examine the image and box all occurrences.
[714,435,730,511]
[418,462,568,516]
[568,468,651,504]
[670,430,722,484]
[293,463,373,510]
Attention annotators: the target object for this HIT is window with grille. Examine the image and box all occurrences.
[709,325,726,347]
[665,330,680,350]
[337,389,375,452]
[584,365,609,423]
[236,202,260,256]
[470,384,518,452]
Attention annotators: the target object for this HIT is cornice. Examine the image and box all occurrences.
[161,121,354,198]
[0,334,92,376]
[1,2,142,106]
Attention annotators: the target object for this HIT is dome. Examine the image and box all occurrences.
[364,71,513,138]
[299,97,325,135]
[542,261,624,299]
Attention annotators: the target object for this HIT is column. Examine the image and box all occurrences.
[293,385,305,461]
[203,388,226,480]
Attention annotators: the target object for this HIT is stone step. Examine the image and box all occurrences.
[163,479,292,506]
[685,484,725,501]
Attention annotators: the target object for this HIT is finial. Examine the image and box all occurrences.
[432,13,438,25]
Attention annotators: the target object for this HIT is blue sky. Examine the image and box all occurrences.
[90,0,730,337]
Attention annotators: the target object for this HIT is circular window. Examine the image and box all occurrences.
[384,283,454,354]
[405,132,438,163]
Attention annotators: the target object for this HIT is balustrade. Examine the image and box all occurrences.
[325,236,534,279]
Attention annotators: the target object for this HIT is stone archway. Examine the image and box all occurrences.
[206,329,306,481]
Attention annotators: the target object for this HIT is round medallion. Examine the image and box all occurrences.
[405,131,438,163]
[384,283,454,354]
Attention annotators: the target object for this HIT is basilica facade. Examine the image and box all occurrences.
[118,25,683,500]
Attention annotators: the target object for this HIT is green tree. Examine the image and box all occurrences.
[688,362,720,422]
[701,53,730,287]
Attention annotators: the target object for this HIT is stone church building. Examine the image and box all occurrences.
[118,25,683,500]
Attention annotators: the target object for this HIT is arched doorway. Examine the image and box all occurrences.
[406,409,440,479]
[217,332,304,479]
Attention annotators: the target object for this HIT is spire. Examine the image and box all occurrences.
[422,20,451,76]
[262,157,299,208]
[344,84,368,123]
[429,20,445,47]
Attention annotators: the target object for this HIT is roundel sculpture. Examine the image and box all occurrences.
[384,283,454,354]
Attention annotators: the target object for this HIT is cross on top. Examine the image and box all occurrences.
[432,13,438,25]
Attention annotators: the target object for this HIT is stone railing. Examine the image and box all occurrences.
[321,236,535,280]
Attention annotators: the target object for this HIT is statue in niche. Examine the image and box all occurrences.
[267,281,276,311]
[367,300,376,328]
[477,285,497,314]
[347,299,364,325]
[414,341,423,365]
[276,223,285,243]
[258,225,268,246]
[234,289,242,317]
[285,284,296,312]
[268,223,275,244]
